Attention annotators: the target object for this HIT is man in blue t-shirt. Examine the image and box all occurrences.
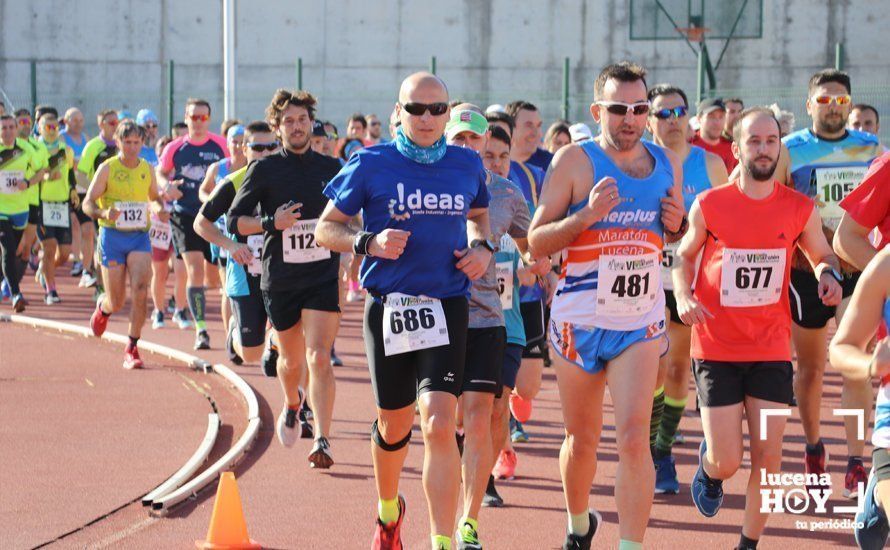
[316,72,492,550]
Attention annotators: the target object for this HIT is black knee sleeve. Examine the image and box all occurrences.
[371,419,411,452]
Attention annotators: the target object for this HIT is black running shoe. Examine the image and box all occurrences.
[226,322,243,365]
[482,475,504,508]
[330,346,344,367]
[299,409,314,439]
[308,436,334,469]
[562,510,601,550]
[194,329,211,350]
[261,337,279,377]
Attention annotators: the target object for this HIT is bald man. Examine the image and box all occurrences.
[317,72,493,550]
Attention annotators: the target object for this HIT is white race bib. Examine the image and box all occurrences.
[815,166,868,229]
[149,217,172,249]
[661,242,679,291]
[115,201,149,229]
[382,293,449,356]
[596,253,660,316]
[496,261,514,310]
[282,218,330,264]
[42,201,69,228]
[0,171,24,194]
[720,248,786,307]
[215,217,228,258]
[247,235,264,276]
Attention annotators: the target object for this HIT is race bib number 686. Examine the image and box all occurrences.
[382,293,449,356]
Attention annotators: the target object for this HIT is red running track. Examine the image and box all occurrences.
[0,267,865,548]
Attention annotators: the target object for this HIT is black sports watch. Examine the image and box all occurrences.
[470,238,496,253]
[821,266,843,283]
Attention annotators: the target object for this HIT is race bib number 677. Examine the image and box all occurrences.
[382,293,449,356]
[720,248,786,307]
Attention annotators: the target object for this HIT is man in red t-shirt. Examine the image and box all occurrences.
[675,108,842,550]
[835,150,890,270]
[691,98,739,173]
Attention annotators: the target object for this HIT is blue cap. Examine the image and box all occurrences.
[118,109,134,121]
[227,124,246,140]
[136,108,159,126]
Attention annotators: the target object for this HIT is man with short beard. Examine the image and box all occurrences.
[779,69,883,496]
[366,113,386,145]
[228,89,343,470]
[528,61,686,550]
[676,107,842,550]
[722,97,744,141]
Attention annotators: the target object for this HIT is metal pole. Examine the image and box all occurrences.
[696,46,705,105]
[223,0,236,120]
[29,60,37,115]
[835,42,844,71]
[167,60,175,135]
[297,57,303,90]
[430,56,437,75]
[562,57,570,121]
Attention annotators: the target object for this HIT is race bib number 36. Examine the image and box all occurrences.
[382,293,449,356]
[815,166,868,228]
[596,253,660,316]
[116,201,149,229]
[0,171,24,194]
[42,201,69,228]
[282,218,330,264]
[720,248,786,307]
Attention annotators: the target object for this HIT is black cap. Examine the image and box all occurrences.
[697,97,726,115]
[312,120,327,137]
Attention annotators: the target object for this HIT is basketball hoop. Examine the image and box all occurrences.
[676,26,710,43]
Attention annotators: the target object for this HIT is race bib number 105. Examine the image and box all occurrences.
[382,293,449,356]
[815,166,868,228]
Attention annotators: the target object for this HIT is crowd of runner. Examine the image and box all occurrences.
[1,62,889,550]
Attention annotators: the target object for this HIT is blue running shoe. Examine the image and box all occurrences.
[654,454,680,494]
[691,439,723,517]
[855,468,889,549]
[511,418,529,443]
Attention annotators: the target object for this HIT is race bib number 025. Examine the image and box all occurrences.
[282,218,330,264]
[815,166,868,228]
[720,248,786,307]
[596,253,660,316]
[149,217,172,249]
[115,201,149,229]
[382,293,449,356]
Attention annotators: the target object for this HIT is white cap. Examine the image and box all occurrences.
[485,104,506,114]
[569,122,593,143]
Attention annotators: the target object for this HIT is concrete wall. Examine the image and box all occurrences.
[1,0,887,137]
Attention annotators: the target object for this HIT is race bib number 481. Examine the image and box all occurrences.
[382,293,449,356]
[720,248,786,307]
[282,218,330,264]
[596,253,660,316]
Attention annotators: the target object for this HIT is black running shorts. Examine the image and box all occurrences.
[171,211,212,263]
[364,295,469,410]
[463,326,506,396]
[230,277,267,348]
[693,359,793,408]
[789,268,860,329]
[262,279,340,332]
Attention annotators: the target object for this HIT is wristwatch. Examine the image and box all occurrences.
[821,266,843,283]
[470,238,496,253]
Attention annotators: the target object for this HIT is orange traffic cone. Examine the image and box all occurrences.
[196,471,261,549]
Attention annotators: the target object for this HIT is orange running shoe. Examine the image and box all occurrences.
[509,393,533,424]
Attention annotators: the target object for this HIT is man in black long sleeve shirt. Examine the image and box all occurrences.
[227,89,342,469]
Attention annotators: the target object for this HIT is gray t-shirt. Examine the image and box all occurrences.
[469,172,531,328]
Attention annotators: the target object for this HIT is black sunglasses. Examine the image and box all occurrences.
[248,142,278,152]
[598,101,650,116]
[651,106,689,120]
[401,102,449,117]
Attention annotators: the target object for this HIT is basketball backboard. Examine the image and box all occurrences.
[629,0,763,41]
